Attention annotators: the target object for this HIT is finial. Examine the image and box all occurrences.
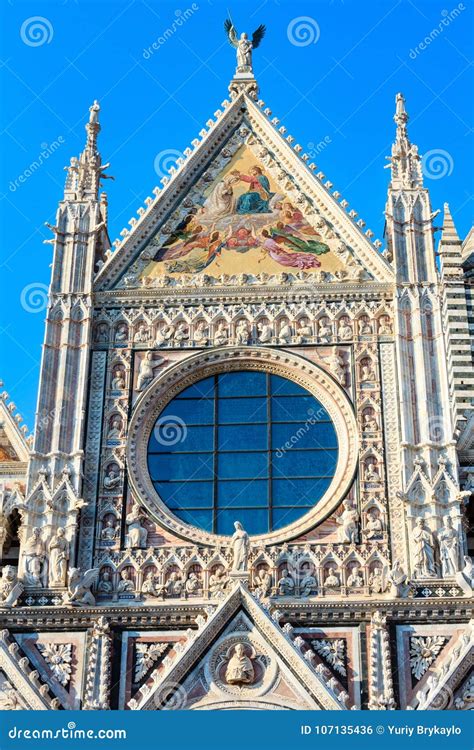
[394,92,408,125]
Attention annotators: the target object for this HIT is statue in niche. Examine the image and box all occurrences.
[297,319,312,339]
[365,509,384,539]
[231,521,250,572]
[378,317,391,335]
[412,518,437,578]
[257,321,272,343]
[318,318,332,342]
[438,517,460,576]
[95,323,108,342]
[97,569,113,594]
[214,321,229,346]
[103,465,121,490]
[209,567,229,595]
[363,412,379,432]
[325,567,340,588]
[235,320,250,345]
[300,565,317,597]
[107,417,122,440]
[136,351,168,392]
[193,321,209,346]
[365,459,381,483]
[337,499,359,544]
[278,319,292,344]
[117,569,135,593]
[185,572,200,595]
[101,518,118,541]
[388,560,409,598]
[48,528,69,587]
[277,568,295,595]
[369,566,385,594]
[174,322,189,342]
[125,505,148,549]
[360,360,376,382]
[254,568,272,598]
[155,323,175,346]
[23,527,47,587]
[114,323,128,342]
[111,367,126,390]
[359,318,372,335]
[166,572,183,598]
[347,563,364,588]
[134,323,151,343]
[0,566,23,607]
[338,319,352,341]
[225,643,255,686]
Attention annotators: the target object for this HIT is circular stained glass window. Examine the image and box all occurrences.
[147,371,339,536]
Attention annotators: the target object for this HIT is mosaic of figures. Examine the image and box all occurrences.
[138,147,355,280]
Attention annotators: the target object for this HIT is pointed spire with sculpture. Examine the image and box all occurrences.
[64,99,114,201]
[386,93,424,190]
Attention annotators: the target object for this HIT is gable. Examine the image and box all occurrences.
[95,93,393,291]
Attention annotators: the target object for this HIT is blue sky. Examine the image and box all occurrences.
[0,0,473,429]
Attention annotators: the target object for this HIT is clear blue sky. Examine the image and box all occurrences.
[1,0,473,429]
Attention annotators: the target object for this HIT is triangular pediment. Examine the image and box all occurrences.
[0,384,30,465]
[95,94,393,291]
[128,584,349,711]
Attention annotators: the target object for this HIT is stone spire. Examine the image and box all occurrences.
[64,100,112,201]
[387,93,423,189]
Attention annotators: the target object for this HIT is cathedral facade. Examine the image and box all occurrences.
[0,48,473,712]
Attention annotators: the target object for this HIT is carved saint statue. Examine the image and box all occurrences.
[125,505,148,549]
[337,500,359,543]
[388,560,409,598]
[325,566,340,588]
[438,516,460,576]
[209,567,229,595]
[0,566,23,608]
[277,568,295,595]
[412,518,437,578]
[224,20,266,75]
[231,521,249,572]
[23,527,47,587]
[300,566,317,597]
[254,568,272,598]
[48,527,69,587]
[136,351,167,392]
[347,564,364,588]
[225,643,255,685]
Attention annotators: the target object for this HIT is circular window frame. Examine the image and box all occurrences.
[127,347,358,546]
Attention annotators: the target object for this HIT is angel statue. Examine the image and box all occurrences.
[63,567,99,607]
[224,19,265,75]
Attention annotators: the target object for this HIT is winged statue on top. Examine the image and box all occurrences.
[224,19,266,75]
